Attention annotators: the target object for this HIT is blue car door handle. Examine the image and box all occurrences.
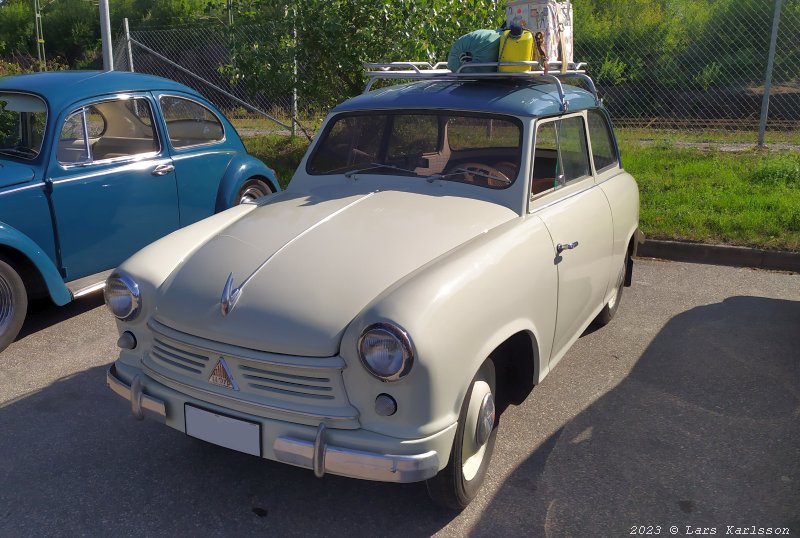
[152,164,175,176]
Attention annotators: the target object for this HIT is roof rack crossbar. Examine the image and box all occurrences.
[362,60,597,110]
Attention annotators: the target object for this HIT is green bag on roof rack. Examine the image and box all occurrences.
[447,29,502,73]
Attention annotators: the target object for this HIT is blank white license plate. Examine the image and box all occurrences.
[185,405,261,457]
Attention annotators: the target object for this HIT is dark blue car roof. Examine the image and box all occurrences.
[0,71,197,111]
[333,79,598,117]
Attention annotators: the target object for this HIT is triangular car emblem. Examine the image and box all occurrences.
[208,357,239,390]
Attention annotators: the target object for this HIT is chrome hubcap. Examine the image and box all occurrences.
[0,273,14,334]
[475,393,496,447]
[461,380,493,481]
[239,185,267,204]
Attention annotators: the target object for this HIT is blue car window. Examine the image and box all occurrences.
[59,98,159,164]
[0,92,47,160]
[160,96,224,148]
[57,110,89,164]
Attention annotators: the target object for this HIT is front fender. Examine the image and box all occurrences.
[341,216,557,439]
[214,154,280,212]
[0,221,70,305]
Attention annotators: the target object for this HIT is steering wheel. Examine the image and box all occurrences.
[459,162,511,187]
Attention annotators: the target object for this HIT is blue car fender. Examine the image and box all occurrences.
[0,222,71,306]
[215,155,280,212]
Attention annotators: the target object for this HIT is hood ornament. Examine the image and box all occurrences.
[220,273,242,316]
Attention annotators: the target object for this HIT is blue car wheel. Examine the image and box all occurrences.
[237,177,275,205]
[0,257,27,352]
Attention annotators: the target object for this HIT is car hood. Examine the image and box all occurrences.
[153,186,516,356]
[0,160,35,189]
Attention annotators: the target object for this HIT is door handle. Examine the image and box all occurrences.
[152,164,175,176]
[556,241,579,253]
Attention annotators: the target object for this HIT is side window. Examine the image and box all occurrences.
[57,110,89,163]
[160,96,224,148]
[58,98,158,164]
[587,110,618,171]
[559,116,591,181]
[531,116,591,198]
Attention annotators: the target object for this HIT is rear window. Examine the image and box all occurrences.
[0,93,47,160]
[308,111,522,189]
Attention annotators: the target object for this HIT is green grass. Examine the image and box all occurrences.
[621,142,800,251]
[242,132,800,251]
[244,135,309,189]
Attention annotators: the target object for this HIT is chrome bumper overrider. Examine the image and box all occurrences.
[273,424,439,483]
[107,364,167,422]
[107,365,440,483]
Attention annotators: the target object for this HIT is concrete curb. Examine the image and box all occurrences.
[637,239,800,273]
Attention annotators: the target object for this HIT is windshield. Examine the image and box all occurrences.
[0,93,47,160]
[307,111,522,189]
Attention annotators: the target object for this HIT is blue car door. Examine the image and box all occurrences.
[156,94,234,226]
[48,93,180,281]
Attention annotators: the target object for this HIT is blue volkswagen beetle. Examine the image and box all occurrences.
[0,71,279,351]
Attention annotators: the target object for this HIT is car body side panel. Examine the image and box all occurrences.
[537,184,614,365]
[340,216,557,439]
[0,220,71,305]
[598,169,640,301]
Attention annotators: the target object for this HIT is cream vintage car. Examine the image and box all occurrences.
[105,63,641,509]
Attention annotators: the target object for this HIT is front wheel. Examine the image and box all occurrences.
[236,177,274,205]
[0,258,28,352]
[426,360,497,510]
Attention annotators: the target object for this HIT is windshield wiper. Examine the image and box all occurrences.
[431,167,512,185]
[0,146,38,158]
[343,162,421,178]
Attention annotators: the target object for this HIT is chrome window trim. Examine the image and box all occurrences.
[0,183,45,197]
[158,94,227,151]
[527,112,593,211]
[0,90,49,161]
[53,157,173,182]
[56,95,162,169]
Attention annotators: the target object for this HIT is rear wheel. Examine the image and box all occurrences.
[0,258,28,352]
[594,250,628,327]
[237,177,274,204]
[426,360,497,510]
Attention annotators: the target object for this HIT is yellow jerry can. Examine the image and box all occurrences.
[499,27,534,72]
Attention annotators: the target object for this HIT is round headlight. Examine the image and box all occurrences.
[104,272,141,321]
[358,323,413,382]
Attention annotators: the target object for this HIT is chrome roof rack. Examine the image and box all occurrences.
[363,61,598,112]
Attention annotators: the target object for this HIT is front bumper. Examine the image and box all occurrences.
[106,364,444,483]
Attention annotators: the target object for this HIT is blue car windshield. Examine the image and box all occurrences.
[0,93,47,160]
[307,111,523,189]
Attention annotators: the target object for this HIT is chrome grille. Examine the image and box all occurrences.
[151,337,209,374]
[143,320,358,428]
[239,365,334,400]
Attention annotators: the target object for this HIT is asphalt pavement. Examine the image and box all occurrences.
[1,259,798,537]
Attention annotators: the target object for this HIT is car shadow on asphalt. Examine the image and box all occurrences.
[16,294,105,341]
[471,295,800,536]
[1,296,798,536]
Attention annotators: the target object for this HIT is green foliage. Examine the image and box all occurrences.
[224,0,504,110]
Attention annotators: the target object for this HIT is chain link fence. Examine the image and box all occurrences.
[115,1,800,145]
[113,22,305,138]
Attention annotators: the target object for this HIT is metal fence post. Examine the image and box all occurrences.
[758,0,783,147]
[99,0,114,71]
[291,5,298,137]
[124,18,135,72]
